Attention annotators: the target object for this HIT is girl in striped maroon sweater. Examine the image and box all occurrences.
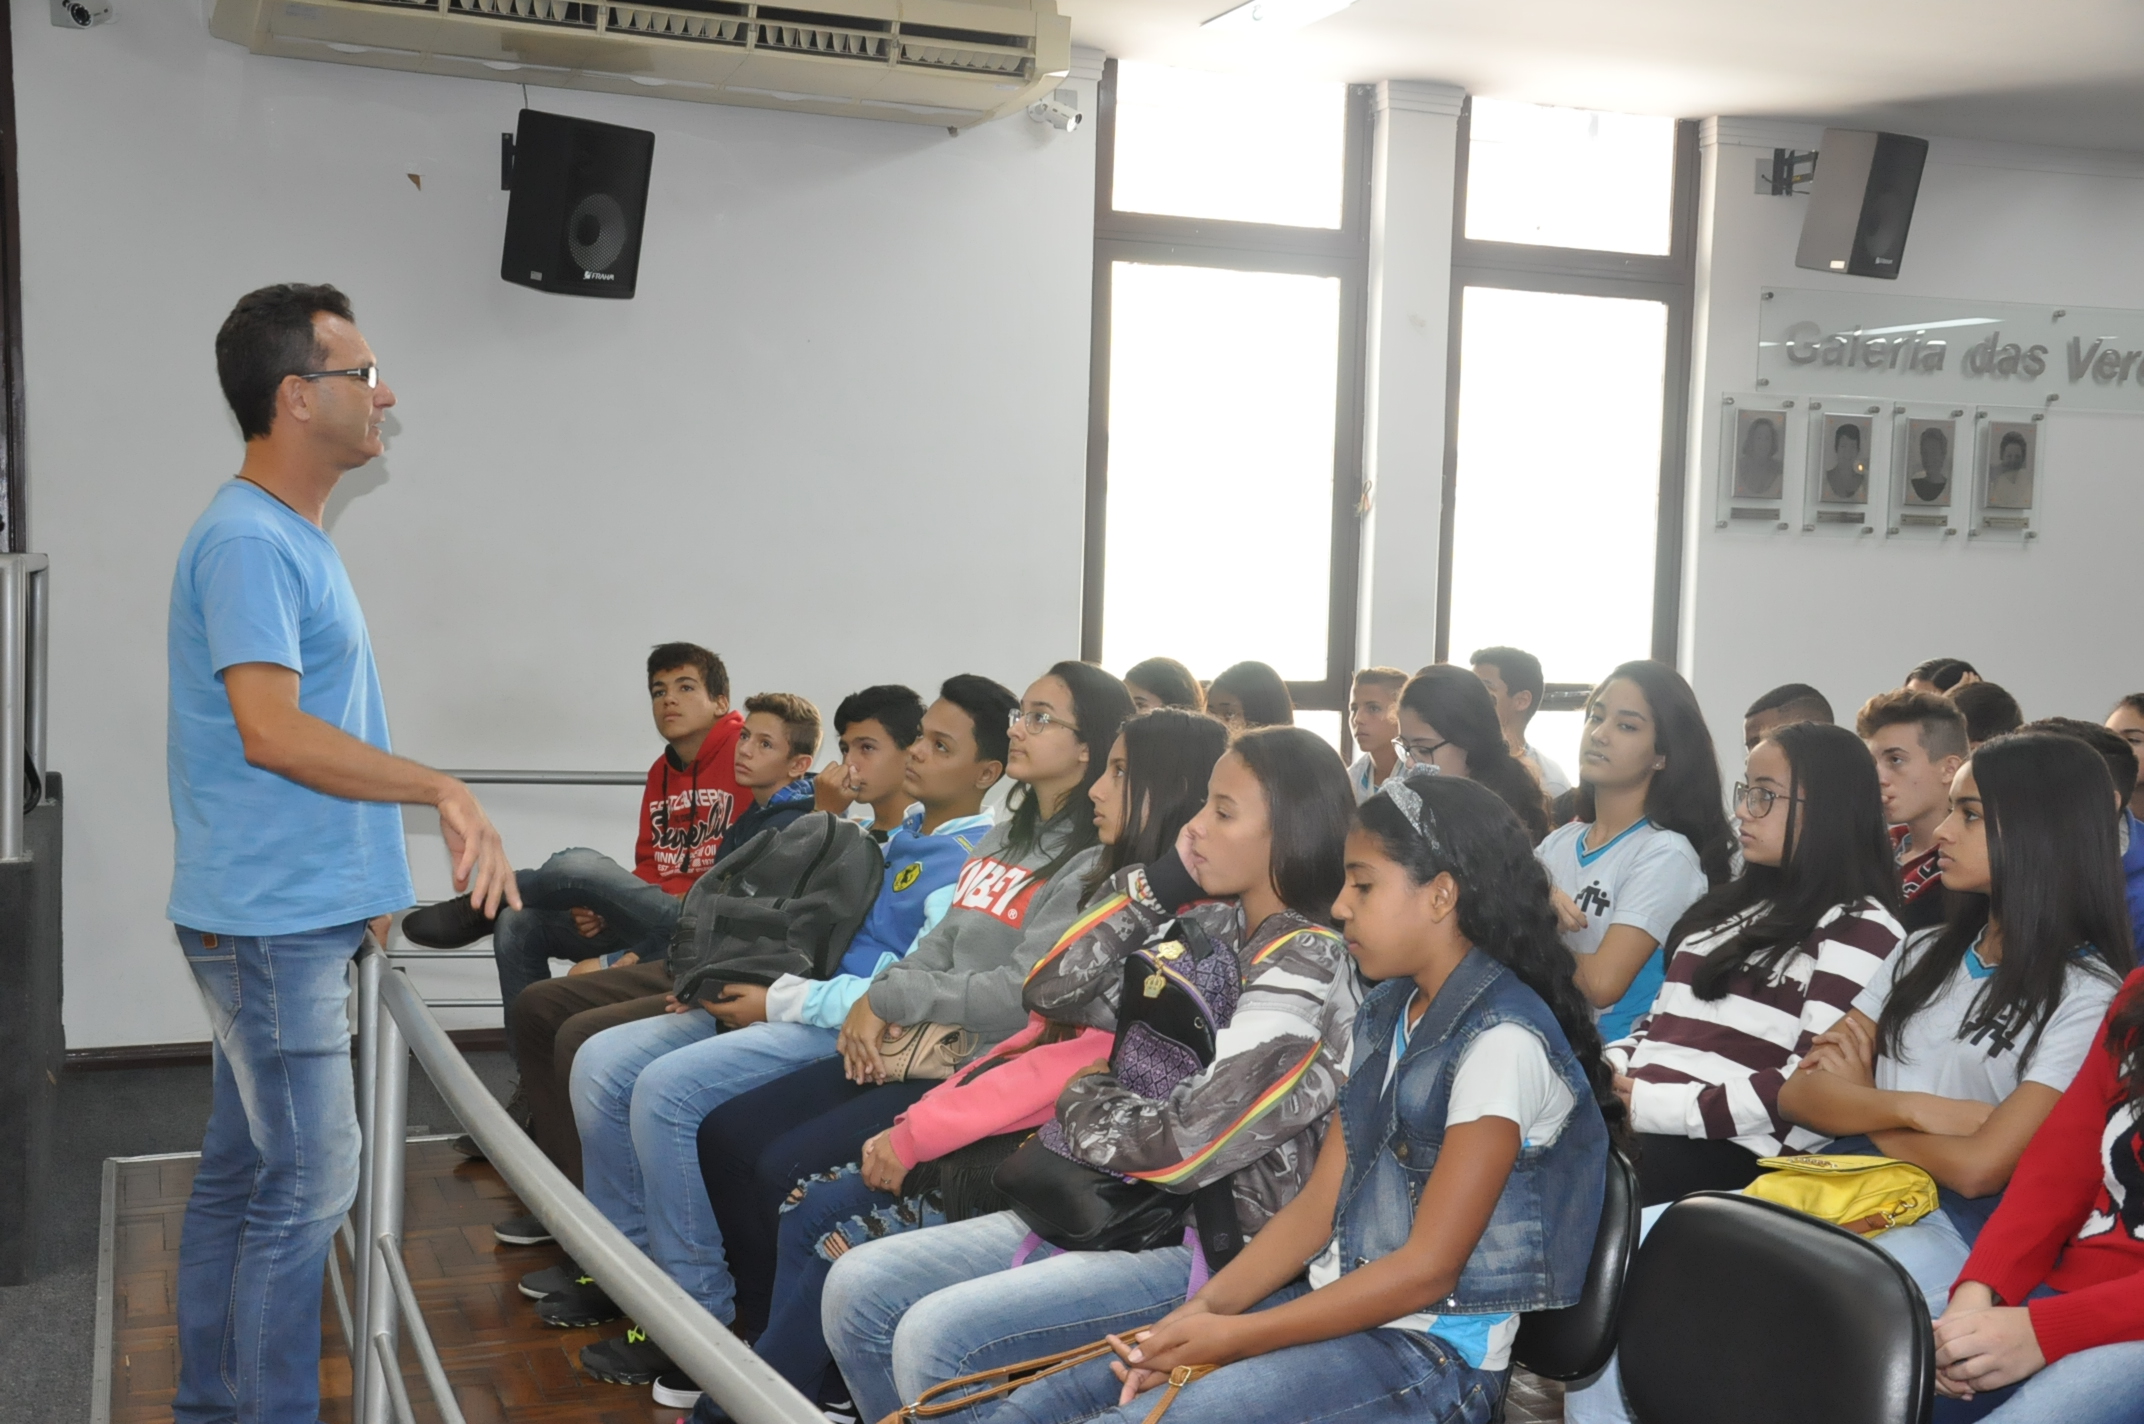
[1607,721,1905,1206]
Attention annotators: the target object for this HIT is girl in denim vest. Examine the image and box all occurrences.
[971,772,1624,1424]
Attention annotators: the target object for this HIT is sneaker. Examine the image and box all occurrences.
[536,1277,623,1328]
[820,1399,859,1424]
[492,1213,553,1246]
[451,1134,486,1162]
[650,1368,701,1410]
[401,895,495,949]
[518,1263,587,1300]
[580,1327,673,1385]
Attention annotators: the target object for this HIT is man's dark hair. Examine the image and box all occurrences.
[742,692,822,759]
[1952,681,2023,743]
[2022,717,2139,801]
[1906,656,1978,692]
[215,284,355,441]
[1746,682,1834,725]
[1856,688,1968,762]
[1351,665,1410,697]
[647,643,728,700]
[1469,646,1545,718]
[936,673,1021,769]
[834,685,926,746]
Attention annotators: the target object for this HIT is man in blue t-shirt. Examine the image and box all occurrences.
[168,284,520,1424]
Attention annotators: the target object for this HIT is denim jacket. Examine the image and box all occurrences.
[1328,948,1607,1315]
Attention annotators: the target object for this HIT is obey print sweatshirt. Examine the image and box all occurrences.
[866,817,1100,1055]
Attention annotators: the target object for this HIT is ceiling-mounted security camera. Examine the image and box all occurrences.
[50,0,112,26]
[1027,87,1082,133]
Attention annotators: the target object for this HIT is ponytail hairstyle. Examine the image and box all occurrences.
[1082,707,1230,904]
[1225,726,1355,922]
[1574,660,1736,886]
[1680,721,1900,1000]
[1357,772,1632,1153]
[1880,733,2134,1069]
[1003,660,1134,881]
[1398,665,1550,841]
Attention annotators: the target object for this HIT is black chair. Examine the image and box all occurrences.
[1618,1192,1934,1424]
[1512,1149,1640,1381]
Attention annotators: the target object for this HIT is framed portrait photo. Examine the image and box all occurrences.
[1969,407,2044,542]
[1716,394,1795,530]
[1801,397,1885,536]
[1884,404,1964,540]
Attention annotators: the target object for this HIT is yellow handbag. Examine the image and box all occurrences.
[1743,1153,1940,1236]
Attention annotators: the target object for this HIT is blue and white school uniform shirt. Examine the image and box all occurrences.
[1536,818,1708,1041]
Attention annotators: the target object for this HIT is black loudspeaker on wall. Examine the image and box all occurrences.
[1795,128,1929,280]
[501,109,655,299]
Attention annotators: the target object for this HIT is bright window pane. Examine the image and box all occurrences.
[1465,98,1675,254]
[1112,61,1346,229]
[1101,262,1339,683]
[1446,287,1666,709]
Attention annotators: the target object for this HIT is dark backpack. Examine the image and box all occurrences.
[667,811,883,1005]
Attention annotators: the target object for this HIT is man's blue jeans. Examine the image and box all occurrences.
[570,1011,838,1320]
[174,921,368,1424]
[490,848,681,1008]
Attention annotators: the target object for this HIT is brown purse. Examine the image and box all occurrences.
[876,1332,1214,1424]
[875,1020,978,1081]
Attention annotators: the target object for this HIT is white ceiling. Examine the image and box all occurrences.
[1059,0,2144,151]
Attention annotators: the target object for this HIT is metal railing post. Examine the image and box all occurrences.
[349,948,383,1423]
[0,559,23,862]
[358,974,408,1424]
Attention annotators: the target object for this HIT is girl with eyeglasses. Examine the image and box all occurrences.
[1604,720,1904,1207]
[823,727,1362,1424]
[1777,733,2131,1317]
[1537,661,1734,1043]
[1392,665,1550,841]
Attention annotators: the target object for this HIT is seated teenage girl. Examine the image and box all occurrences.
[696,709,1228,1414]
[820,727,1360,1424]
[1205,661,1293,730]
[927,773,1620,1424]
[1608,720,1904,1207]
[1538,661,1734,1044]
[1780,733,2132,1315]
[1930,965,2144,1422]
[1392,665,1551,841]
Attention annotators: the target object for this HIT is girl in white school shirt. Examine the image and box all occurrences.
[1780,732,2132,1314]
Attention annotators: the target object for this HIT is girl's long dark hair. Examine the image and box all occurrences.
[1227,726,1355,923]
[1082,708,1230,904]
[1359,773,1631,1152]
[1575,660,1736,887]
[1003,660,1133,881]
[1210,661,1295,728]
[1123,657,1206,712]
[1680,721,1901,1001]
[1400,665,1550,842]
[1879,733,2134,1068]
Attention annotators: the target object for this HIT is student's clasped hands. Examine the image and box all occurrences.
[1105,1299,1236,1404]
[839,995,892,1083]
[1932,1283,2047,1400]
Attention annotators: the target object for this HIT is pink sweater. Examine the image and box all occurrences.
[886,1014,1113,1169]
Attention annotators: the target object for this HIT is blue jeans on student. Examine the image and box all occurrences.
[491,848,681,1008]
[1932,1339,2144,1423]
[975,1281,1501,1424]
[173,921,368,1424]
[570,1011,838,1319]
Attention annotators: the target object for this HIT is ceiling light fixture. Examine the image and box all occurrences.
[1202,0,1357,34]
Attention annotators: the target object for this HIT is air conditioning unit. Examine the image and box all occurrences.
[209,0,1072,128]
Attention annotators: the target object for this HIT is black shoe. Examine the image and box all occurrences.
[651,1368,701,1410]
[536,1277,623,1328]
[401,895,495,948]
[492,1213,553,1246]
[580,1326,673,1385]
[451,1134,486,1162]
[518,1263,587,1300]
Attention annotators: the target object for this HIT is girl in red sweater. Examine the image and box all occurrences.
[1934,966,2144,1421]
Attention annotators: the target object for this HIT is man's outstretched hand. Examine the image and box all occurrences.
[435,778,520,917]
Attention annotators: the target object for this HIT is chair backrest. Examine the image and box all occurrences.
[1618,1192,1933,1424]
[1512,1149,1639,1381]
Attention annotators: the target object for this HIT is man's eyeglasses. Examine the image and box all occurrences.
[1010,709,1079,736]
[297,365,379,389]
[1734,782,1798,819]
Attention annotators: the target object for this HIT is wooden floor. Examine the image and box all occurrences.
[109,1142,672,1424]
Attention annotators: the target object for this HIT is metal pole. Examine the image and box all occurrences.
[23,561,46,794]
[377,1234,468,1424]
[0,560,22,861]
[350,951,383,1423]
[358,1001,407,1424]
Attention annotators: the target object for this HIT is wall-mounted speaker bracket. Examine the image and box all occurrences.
[500,134,515,191]
[1757,148,1817,196]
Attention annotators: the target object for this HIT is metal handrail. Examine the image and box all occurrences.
[0,553,51,862]
[351,943,822,1424]
[439,768,644,785]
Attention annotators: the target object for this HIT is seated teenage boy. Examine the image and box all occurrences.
[1743,681,1834,749]
[494,693,823,1220]
[404,643,746,1009]
[1344,666,1406,801]
[812,684,928,836]
[1471,644,1572,795]
[546,676,1017,1393]
[1858,689,1969,934]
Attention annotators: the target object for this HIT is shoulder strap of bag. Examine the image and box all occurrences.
[879,1333,1211,1424]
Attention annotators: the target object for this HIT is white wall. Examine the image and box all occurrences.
[1680,121,2144,765]
[16,5,1098,1047]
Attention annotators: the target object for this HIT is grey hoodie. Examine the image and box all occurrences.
[867,816,1101,1054]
